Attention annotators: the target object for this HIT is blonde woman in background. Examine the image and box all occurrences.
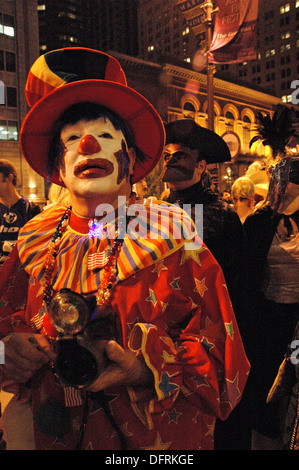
[231,177,256,224]
[46,183,71,208]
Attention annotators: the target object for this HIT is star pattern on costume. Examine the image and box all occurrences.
[201,336,215,353]
[0,298,8,308]
[111,421,133,438]
[127,316,140,331]
[143,323,157,333]
[11,317,20,328]
[170,277,180,290]
[167,408,182,424]
[151,260,168,277]
[161,336,176,354]
[162,350,176,368]
[180,247,204,266]
[225,321,234,340]
[192,374,209,388]
[220,372,241,410]
[160,301,168,313]
[141,432,172,450]
[89,391,119,414]
[205,421,215,437]
[159,371,179,398]
[146,289,158,307]
[194,277,208,298]
[188,296,198,309]
[200,317,225,339]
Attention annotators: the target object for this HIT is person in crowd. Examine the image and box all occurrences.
[132,178,148,201]
[0,48,249,450]
[245,160,269,209]
[161,119,252,450]
[132,178,157,205]
[231,176,256,224]
[46,183,71,208]
[0,159,41,267]
[244,156,299,450]
[220,190,233,205]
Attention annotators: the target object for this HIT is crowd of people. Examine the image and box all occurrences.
[0,47,298,451]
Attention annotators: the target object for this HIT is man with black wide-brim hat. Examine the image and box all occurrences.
[162,120,244,288]
[162,119,253,450]
[0,49,249,450]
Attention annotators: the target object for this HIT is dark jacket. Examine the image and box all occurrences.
[167,181,248,336]
[243,204,281,293]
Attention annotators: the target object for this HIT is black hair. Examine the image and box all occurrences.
[47,102,146,179]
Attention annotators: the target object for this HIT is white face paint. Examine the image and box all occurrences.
[59,117,135,208]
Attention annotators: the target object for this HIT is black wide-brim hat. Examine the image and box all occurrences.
[20,47,165,185]
[165,119,231,164]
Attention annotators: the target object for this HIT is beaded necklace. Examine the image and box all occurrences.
[42,205,125,314]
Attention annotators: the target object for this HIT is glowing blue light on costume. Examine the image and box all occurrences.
[88,219,104,239]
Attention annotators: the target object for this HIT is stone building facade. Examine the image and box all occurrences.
[0,0,45,203]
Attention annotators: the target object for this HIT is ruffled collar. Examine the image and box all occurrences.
[17,202,196,294]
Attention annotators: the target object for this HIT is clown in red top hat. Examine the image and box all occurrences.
[0,48,249,451]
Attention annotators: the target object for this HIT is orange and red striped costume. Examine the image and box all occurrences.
[0,203,250,450]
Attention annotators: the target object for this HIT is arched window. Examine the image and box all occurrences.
[243,115,252,149]
[183,101,196,119]
[225,111,234,131]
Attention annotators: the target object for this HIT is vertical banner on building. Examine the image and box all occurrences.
[209,0,259,64]
[176,0,206,37]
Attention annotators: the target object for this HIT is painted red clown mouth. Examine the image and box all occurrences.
[73,158,114,179]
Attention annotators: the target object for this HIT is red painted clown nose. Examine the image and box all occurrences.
[78,135,101,155]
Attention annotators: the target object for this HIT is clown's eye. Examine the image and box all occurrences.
[163,153,171,162]
[99,132,113,139]
[66,135,80,142]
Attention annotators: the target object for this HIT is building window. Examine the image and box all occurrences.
[281,31,290,40]
[0,120,18,140]
[225,111,234,132]
[5,51,16,72]
[0,13,15,37]
[0,50,15,72]
[6,87,17,107]
[280,3,290,14]
[0,50,4,70]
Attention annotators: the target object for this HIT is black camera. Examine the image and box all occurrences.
[47,289,119,389]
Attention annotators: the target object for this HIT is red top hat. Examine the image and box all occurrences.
[20,47,165,185]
